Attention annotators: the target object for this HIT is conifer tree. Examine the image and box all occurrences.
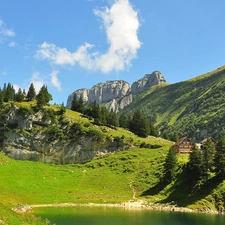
[118,113,128,129]
[15,88,24,102]
[77,96,84,113]
[215,136,225,179]
[186,144,204,181]
[201,138,216,174]
[27,83,36,101]
[36,85,52,108]
[129,110,149,138]
[4,83,15,102]
[163,146,177,183]
[107,109,118,127]
[71,93,79,111]
[100,106,108,125]
[91,100,101,121]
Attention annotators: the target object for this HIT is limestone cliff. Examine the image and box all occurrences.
[131,71,166,95]
[1,105,132,164]
[66,71,166,111]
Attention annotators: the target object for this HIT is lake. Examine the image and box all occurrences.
[33,206,225,225]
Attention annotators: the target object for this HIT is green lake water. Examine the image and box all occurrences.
[33,206,225,225]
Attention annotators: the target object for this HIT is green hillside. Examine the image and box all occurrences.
[121,65,225,141]
[1,141,225,224]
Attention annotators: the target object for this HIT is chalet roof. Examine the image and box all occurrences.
[175,137,192,145]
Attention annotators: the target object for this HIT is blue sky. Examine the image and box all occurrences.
[0,0,225,104]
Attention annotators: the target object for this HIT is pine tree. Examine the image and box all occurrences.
[27,83,36,101]
[107,109,118,127]
[91,100,101,121]
[186,144,204,181]
[15,88,24,102]
[100,106,108,125]
[149,120,159,137]
[36,85,52,108]
[215,136,225,179]
[129,110,149,137]
[4,83,15,102]
[71,93,79,111]
[163,146,177,183]
[201,138,216,174]
[118,113,128,129]
[77,96,84,113]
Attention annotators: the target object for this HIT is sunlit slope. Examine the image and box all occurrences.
[122,65,225,140]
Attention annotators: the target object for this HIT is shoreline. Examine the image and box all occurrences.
[12,200,221,215]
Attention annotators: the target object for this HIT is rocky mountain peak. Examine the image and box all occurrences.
[66,71,166,111]
[131,71,166,95]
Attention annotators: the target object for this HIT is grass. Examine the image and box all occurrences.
[0,145,170,224]
[1,144,225,224]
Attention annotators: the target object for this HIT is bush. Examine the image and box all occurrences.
[45,125,64,141]
[17,106,33,118]
[43,109,56,122]
[70,122,86,135]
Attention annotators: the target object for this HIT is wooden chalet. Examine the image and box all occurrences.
[174,137,193,153]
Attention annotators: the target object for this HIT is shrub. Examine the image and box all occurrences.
[70,122,86,135]
[45,125,64,141]
[17,106,33,118]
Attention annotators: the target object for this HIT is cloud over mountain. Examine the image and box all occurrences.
[36,0,141,73]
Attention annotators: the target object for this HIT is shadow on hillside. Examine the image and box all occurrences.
[141,180,168,196]
[141,172,223,207]
[165,176,222,207]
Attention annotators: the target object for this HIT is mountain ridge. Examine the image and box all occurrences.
[66,71,166,112]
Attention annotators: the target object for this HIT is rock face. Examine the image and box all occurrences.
[1,106,132,164]
[66,71,166,112]
[67,80,131,111]
[131,71,166,95]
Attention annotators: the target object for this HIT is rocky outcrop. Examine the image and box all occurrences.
[66,71,166,112]
[3,131,130,164]
[67,80,131,109]
[131,71,166,95]
[1,106,132,164]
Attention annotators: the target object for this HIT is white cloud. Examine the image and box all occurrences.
[50,70,61,91]
[36,0,141,73]
[9,41,17,47]
[0,19,15,43]
[30,72,44,93]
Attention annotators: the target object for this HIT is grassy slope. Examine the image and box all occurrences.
[0,104,173,224]
[121,65,225,140]
[1,145,225,224]
[0,144,172,224]
[1,135,225,223]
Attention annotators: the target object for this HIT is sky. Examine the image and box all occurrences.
[0,0,225,105]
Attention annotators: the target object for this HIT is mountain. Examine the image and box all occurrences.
[66,71,166,112]
[121,65,225,141]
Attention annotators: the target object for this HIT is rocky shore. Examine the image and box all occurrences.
[12,200,220,214]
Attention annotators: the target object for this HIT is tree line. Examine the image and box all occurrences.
[70,93,159,138]
[0,82,52,109]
